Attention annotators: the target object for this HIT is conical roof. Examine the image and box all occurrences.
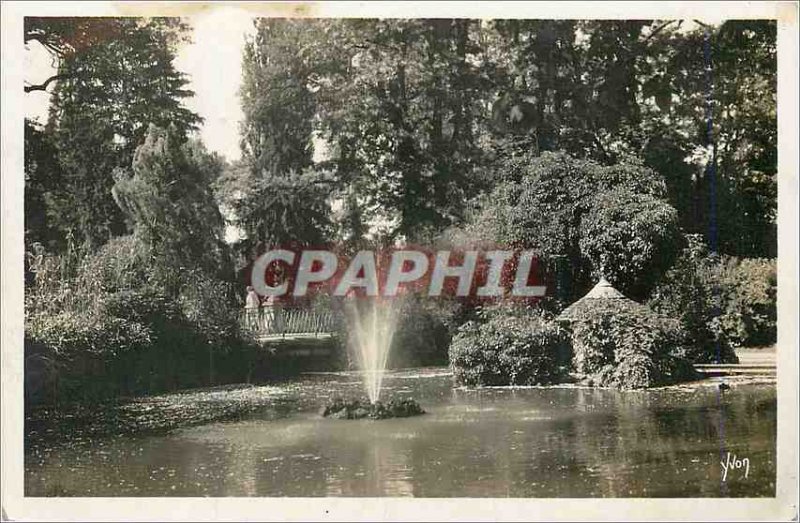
[557,277,645,322]
[580,277,627,300]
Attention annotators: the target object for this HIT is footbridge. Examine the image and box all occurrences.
[240,306,338,343]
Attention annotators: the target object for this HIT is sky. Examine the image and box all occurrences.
[25,8,256,161]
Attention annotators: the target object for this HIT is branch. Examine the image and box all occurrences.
[644,20,679,43]
[24,73,70,93]
[25,34,70,58]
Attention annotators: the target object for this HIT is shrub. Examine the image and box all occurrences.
[389,294,461,368]
[449,310,571,387]
[177,269,244,345]
[25,238,158,368]
[648,234,775,360]
[715,257,777,347]
[569,299,697,389]
[27,307,153,359]
[321,397,425,419]
[24,236,257,404]
[648,236,719,361]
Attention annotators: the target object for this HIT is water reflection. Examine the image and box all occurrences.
[25,370,776,497]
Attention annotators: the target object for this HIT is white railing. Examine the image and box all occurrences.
[240,306,336,338]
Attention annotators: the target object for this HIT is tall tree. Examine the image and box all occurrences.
[639,20,777,257]
[707,20,777,257]
[312,19,489,241]
[24,17,129,92]
[231,19,332,256]
[37,17,201,249]
[239,19,317,176]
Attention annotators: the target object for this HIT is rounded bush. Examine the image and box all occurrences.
[449,312,571,387]
[579,189,681,300]
[321,397,425,420]
[569,300,697,389]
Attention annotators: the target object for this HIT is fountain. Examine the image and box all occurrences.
[321,297,424,419]
[346,298,399,403]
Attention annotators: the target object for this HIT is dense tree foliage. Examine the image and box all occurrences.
[112,125,230,280]
[215,164,333,256]
[579,189,681,299]
[460,151,680,301]
[317,20,490,239]
[23,16,777,400]
[25,16,777,266]
[224,18,775,260]
[24,18,247,404]
[26,18,201,250]
[24,120,63,252]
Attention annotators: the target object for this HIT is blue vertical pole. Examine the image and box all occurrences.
[704,26,728,496]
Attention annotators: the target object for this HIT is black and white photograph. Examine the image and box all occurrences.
[1,1,797,521]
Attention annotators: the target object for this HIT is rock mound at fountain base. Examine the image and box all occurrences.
[321,397,425,420]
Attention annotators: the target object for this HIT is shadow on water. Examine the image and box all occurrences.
[25,368,776,497]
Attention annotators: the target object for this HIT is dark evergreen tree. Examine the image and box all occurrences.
[39,18,201,249]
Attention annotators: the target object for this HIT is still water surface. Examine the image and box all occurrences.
[26,368,776,497]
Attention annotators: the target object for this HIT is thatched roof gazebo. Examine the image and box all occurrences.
[555,277,709,387]
[557,277,649,324]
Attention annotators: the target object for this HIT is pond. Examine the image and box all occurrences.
[25,368,776,497]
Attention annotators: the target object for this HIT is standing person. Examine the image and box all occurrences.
[261,294,276,333]
[245,286,260,308]
[245,286,260,329]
